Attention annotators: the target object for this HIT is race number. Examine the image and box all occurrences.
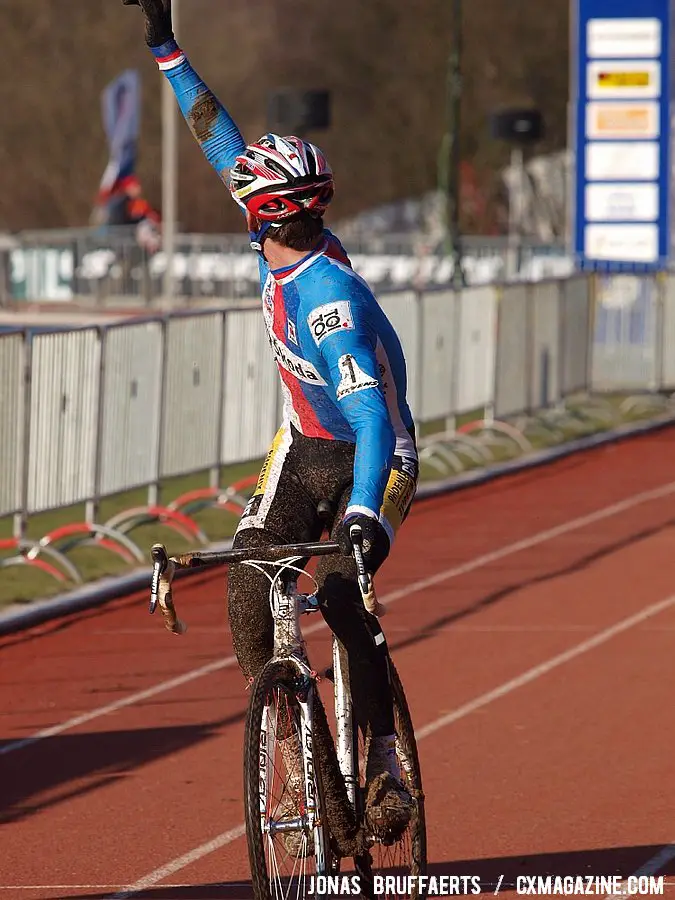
[336,354,379,400]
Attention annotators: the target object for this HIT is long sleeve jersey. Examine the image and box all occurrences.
[151,41,417,523]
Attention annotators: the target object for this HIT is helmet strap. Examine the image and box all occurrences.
[247,211,271,253]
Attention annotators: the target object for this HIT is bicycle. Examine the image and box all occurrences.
[149,509,427,900]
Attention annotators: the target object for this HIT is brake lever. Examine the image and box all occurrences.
[149,542,187,635]
[349,524,385,618]
[150,543,168,614]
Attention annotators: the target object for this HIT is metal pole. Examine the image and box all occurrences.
[161,0,179,303]
[447,0,465,288]
[507,146,524,279]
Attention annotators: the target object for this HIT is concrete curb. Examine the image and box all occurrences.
[415,410,675,498]
[2,412,674,637]
[0,537,233,637]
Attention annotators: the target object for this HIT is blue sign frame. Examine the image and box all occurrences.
[572,0,673,271]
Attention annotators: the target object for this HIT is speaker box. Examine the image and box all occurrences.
[267,89,331,134]
[490,108,544,144]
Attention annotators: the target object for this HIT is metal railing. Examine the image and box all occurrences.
[2,228,575,305]
[2,273,674,541]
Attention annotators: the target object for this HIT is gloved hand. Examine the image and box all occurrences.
[337,513,390,572]
[122,0,174,48]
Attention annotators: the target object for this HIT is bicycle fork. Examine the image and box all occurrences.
[258,582,328,867]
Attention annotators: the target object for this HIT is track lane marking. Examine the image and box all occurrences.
[109,591,675,898]
[111,825,246,899]
[604,843,675,898]
[4,476,675,759]
[414,592,675,739]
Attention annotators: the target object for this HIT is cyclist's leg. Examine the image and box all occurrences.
[315,453,418,737]
[229,425,365,855]
[229,426,330,858]
[315,454,418,837]
[227,424,321,681]
[316,495,394,737]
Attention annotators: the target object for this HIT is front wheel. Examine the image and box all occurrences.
[244,659,334,899]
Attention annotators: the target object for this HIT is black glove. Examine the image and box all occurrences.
[337,513,390,572]
[122,0,174,48]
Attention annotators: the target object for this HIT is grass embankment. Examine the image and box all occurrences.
[0,395,669,608]
[0,460,258,608]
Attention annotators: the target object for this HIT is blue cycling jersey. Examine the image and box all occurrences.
[152,41,417,523]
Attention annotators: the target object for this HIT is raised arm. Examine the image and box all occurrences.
[123,0,246,187]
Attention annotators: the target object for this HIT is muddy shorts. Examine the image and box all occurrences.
[227,422,418,737]
[236,422,417,545]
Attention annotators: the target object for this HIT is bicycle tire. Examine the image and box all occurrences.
[355,658,428,900]
[243,658,334,899]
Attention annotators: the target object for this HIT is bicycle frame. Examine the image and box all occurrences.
[149,536,379,853]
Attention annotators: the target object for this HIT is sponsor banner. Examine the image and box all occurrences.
[585,141,660,180]
[584,223,659,261]
[585,183,659,221]
[587,17,662,57]
[587,59,661,99]
[586,100,659,138]
[572,0,671,268]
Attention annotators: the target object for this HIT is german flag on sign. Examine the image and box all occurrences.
[598,71,650,88]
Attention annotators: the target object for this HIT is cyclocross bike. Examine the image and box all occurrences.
[149,508,427,900]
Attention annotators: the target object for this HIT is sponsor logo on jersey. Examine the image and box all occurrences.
[262,276,275,313]
[399,455,418,480]
[385,470,416,520]
[266,324,327,385]
[287,320,298,344]
[336,354,379,400]
[308,301,354,346]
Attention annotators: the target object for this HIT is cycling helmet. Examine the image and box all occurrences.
[229,133,334,249]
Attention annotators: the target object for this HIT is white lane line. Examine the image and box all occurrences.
[0,659,228,756]
[109,591,675,898]
[605,843,675,897]
[416,592,675,739]
[4,476,675,760]
[110,825,246,899]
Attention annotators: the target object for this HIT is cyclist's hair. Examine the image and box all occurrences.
[265,211,324,251]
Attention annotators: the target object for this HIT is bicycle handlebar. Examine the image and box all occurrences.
[149,532,384,635]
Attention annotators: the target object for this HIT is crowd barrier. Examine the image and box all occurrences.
[1,272,673,583]
[3,229,572,304]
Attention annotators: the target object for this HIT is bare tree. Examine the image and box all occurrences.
[0,0,570,233]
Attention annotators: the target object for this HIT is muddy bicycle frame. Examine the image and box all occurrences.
[149,524,385,867]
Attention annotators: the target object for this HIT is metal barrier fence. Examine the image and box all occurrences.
[4,228,573,304]
[2,273,673,537]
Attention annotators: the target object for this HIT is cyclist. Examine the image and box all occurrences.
[124,0,419,844]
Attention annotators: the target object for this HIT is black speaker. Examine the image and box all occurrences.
[267,89,331,134]
[490,108,544,144]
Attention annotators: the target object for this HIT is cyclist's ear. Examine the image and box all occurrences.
[246,210,262,234]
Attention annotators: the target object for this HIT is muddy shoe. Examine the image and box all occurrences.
[365,771,413,843]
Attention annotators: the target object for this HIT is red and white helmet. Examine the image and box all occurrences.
[229,133,334,222]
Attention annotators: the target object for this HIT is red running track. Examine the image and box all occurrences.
[3,428,675,899]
